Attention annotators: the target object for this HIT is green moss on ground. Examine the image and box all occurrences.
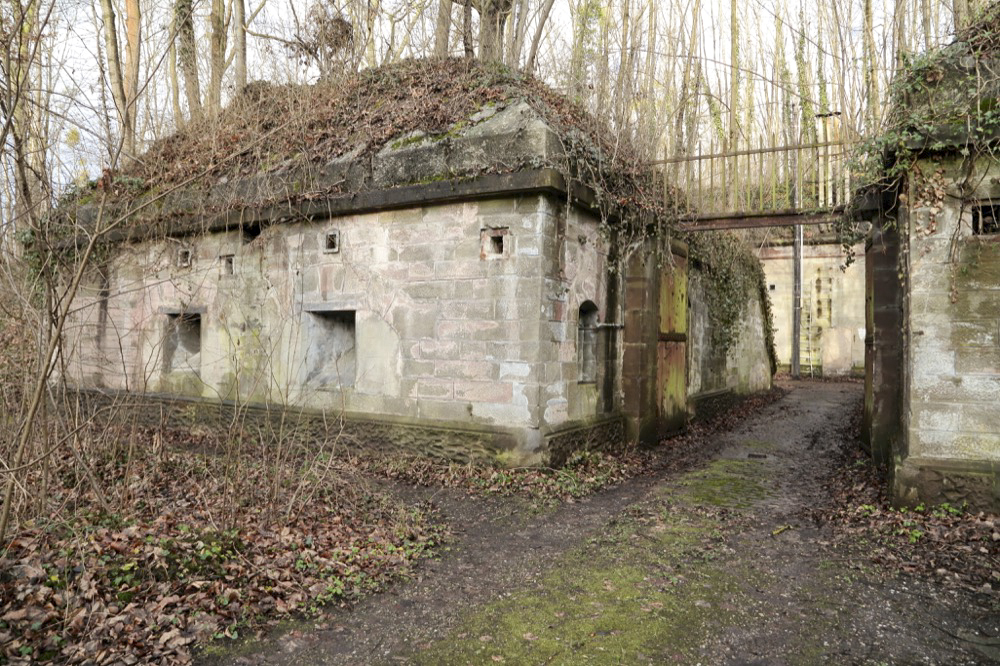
[674,458,769,509]
[410,511,757,666]
[406,453,778,665]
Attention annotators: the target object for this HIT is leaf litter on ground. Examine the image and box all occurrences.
[0,387,788,665]
[0,425,441,665]
[809,400,999,596]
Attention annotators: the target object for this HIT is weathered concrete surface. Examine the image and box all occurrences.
[64,192,620,463]
[864,221,904,467]
[199,382,998,666]
[760,242,866,377]
[897,155,1000,511]
[62,98,775,465]
[687,269,773,400]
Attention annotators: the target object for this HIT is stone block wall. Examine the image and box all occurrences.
[63,192,619,463]
[897,155,1000,511]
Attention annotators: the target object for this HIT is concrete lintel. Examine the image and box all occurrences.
[157,305,206,315]
[60,169,650,249]
[302,299,363,313]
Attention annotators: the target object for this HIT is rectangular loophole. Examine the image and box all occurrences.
[578,302,599,383]
[177,248,193,268]
[304,310,356,388]
[324,230,341,253]
[480,228,509,260]
[973,202,1000,235]
[220,254,235,276]
[163,313,201,374]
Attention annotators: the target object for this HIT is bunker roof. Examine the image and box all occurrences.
[64,59,667,241]
[883,4,1000,154]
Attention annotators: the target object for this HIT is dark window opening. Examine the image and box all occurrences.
[578,301,599,383]
[241,223,262,243]
[220,254,235,276]
[481,228,509,259]
[324,230,341,253]
[768,284,776,291]
[163,313,201,374]
[304,310,356,388]
[177,248,192,268]
[973,202,1000,235]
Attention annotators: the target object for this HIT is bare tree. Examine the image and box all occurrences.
[98,0,141,161]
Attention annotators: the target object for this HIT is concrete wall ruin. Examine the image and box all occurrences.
[687,269,774,400]
[893,155,1000,511]
[64,190,628,464]
[760,243,866,377]
[61,90,774,466]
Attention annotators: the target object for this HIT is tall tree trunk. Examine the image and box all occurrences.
[207,0,226,113]
[123,0,140,158]
[525,0,556,73]
[510,0,529,66]
[863,0,880,130]
[595,0,611,117]
[612,0,631,130]
[463,1,474,58]
[921,0,933,50]
[953,0,969,30]
[175,0,202,120]
[234,0,247,90]
[98,0,133,159]
[568,0,588,98]
[727,0,740,207]
[673,0,701,157]
[479,0,511,62]
[168,20,184,128]
[434,0,452,57]
[894,0,907,70]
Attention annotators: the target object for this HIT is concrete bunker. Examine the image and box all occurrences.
[57,60,775,466]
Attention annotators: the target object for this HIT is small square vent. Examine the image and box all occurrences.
[324,230,341,254]
[480,228,509,260]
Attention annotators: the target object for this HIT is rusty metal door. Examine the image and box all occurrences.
[657,256,688,434]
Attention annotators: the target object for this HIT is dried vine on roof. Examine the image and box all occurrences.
[68,58,667,232]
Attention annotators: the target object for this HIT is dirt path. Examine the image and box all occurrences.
[207,382,999,665]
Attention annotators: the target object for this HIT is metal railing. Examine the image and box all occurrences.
[659,139,855,220]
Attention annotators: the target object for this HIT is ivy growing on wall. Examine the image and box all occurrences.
[839,3,1000,256]
[686,232,778,372]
